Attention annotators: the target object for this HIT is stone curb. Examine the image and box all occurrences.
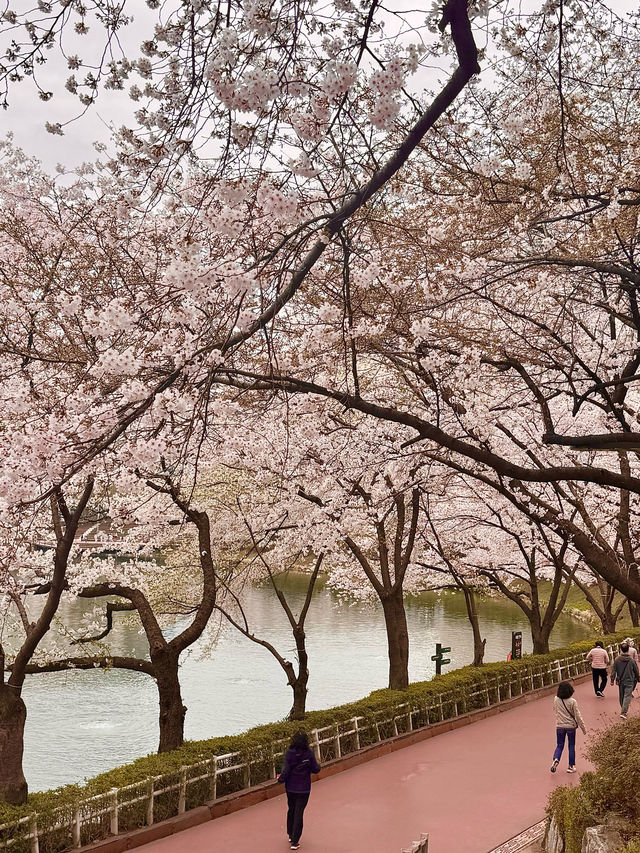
[80,671,591,853]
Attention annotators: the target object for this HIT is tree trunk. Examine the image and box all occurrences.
[381,590,409,690]
[531,626,551,655]
[0,684,28,805]
[153,651,186,753]
[601,612,618,634]
[288,630,309,720]
[629,600,640,628]
[289,677,308,721]
[461,587,486,666]
[472,630,486,667]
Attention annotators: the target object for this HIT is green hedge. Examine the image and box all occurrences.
[547,691,640,853]
[1,629,634,853]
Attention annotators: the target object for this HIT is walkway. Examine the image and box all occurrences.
[138,679,631,853]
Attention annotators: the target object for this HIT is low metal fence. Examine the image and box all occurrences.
[0,642,627,853]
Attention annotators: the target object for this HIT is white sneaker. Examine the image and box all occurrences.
[566,766,577,773]
[620,713,628,719]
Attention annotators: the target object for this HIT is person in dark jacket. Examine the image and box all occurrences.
[611,642,640,719]
[278,732,320,850]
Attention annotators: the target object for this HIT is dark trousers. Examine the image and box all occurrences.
[592,668,607,694]
[286,791,310,844]
[619,684,634,714]
[553,728,576,766]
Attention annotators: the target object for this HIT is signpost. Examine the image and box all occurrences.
[511,631,523,661]
[431,643,451,676]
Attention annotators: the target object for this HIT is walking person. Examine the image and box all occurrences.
[623,638,639,663]
[278,732,321,850]
[550,681,587,774]
[586,641,610,697]
[611,642,640,719]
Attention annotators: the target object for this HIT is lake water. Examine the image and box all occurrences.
[21,576,589,792]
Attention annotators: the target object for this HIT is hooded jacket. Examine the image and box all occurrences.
[611,653,640,688]
[278,746,320,793]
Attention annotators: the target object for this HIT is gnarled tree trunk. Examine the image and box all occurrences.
[289,675,309,721]
[601,612,619,634]
[531,623,552,655]
[0,682,28,805]
[153,650,186,753]
[288,629,309,721]
[381,590,409,690]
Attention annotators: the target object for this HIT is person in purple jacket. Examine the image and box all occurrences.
[278,732,321,850]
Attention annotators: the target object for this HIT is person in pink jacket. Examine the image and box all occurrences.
[586,641,610,697]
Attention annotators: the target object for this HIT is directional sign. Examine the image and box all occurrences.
[432,643,452,675]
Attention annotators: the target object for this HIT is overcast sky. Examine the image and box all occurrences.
[3,1,636,174]
[3,5,156,171]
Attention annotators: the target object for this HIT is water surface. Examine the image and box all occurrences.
[21,577,588,791]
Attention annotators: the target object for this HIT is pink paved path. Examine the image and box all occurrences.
[140,680,633,853]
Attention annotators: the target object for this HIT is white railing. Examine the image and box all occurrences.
[402,834,428,853]
[0,641,630,853]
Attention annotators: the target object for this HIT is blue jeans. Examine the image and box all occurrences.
[553,728,576,765]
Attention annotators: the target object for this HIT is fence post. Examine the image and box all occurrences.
[29,814,39,853]
[407,707,413,731]
[146,778,154,826]
[178,766,187,814]
[353,717,361,750]
[209,757,218,801]
[311,729,321,762]
[270,743,277,779]
[335,723,341,759]
[109,789,118,836]
[73,805,81,848]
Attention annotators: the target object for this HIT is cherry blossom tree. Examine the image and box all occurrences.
[0,0,483,506]
[0,479,93,805]
[415,489,490,666]
[205,394,432,691]
[215,544,324,720]
[21,470,223,756]
[208,2,640,610]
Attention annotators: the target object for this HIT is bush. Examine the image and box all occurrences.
[547,782,600,853]
[547,715,640,853]
[0,629,635,849]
